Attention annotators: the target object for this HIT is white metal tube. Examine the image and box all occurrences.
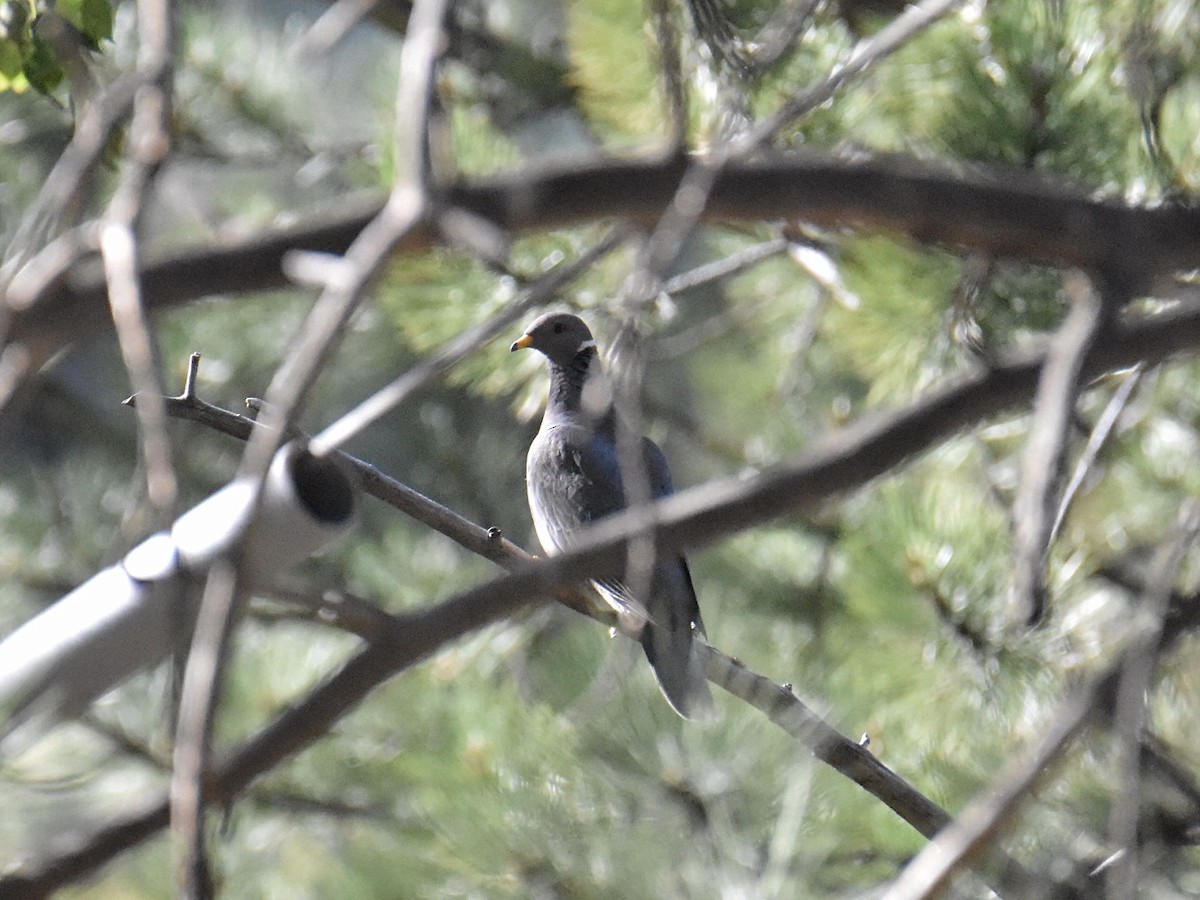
[0,443,358,749]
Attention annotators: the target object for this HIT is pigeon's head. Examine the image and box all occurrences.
[510,312,596,366]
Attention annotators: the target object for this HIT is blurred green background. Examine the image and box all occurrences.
[3,0,1200,896]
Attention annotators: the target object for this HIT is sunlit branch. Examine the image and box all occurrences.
[882,671,1101,900]
[100,0,179,521]
[0,76,139,285]
[8,152,1198,391]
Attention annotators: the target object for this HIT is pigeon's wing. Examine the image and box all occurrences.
[640,435,675,498]
[591,434,711,718]
[529,425,710,718]
[633,436,711,716]
[638,436,705,634]
[526,424,625,556]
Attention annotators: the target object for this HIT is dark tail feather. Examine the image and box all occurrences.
[640,623,713,719]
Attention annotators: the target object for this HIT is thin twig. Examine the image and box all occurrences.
[239,0,446,477]
[749,0,964,149]
[1106,499,1200,900]
[697,643,950,837]
[883,499,1200,900]
[648,0,687,150]
[1011,271,1107,625]
[1048,364,1144,544]
[635,0,964,298]
[0,76,139,283]
[171,557,235,900]
[662,236,789,295]
[99,0,177,518]
[102,221,178,514]
[294,0,378,57]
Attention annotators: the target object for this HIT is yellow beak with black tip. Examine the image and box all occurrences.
[510,334,534,352]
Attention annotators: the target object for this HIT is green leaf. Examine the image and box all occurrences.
[23,32,63,94]
[56,0,112,44]
[0,36,22,80]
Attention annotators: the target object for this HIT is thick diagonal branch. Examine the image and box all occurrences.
[8,154,1199,379]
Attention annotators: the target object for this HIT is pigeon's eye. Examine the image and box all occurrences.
[552,322,565,334]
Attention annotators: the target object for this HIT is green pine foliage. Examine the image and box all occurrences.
[565,0,665,147]
[4,0,1200,896]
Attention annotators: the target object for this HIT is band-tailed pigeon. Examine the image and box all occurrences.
[511,312,711,718]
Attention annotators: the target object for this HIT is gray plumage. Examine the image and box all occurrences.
[511,313,712,718]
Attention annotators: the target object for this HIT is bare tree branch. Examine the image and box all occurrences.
[1049,364,1145,545]
[1106,500,1200,900]
[0,76,139,285]
[662,235,789,295]
[1011,271,1107,625]
[881,668,1101,900]
[746,0,964,149]
[101,0,178,520]
[295,0,379,57]
[7,152,1198,399]
[107,0,189,882]
[648,0,687,151]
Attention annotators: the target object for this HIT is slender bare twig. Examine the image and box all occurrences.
[240,0,445,477]
[294,0,378,57]
[102,223,177,513]
[631,0,965,307]
[100,0,178,518]
[648,0,687,150]
[742,0,822,72]
[1012,271,1107,625]
[0,75,139,284]
[126,352,260,439]
[751,0,964,149]
[881,673,1101,900]
[1106,500,1200,900]
[1049,364,1144,544]
[0,71,133,415]
[95,0,193,891]
[172,557,234,900]
[662,235,789,295]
